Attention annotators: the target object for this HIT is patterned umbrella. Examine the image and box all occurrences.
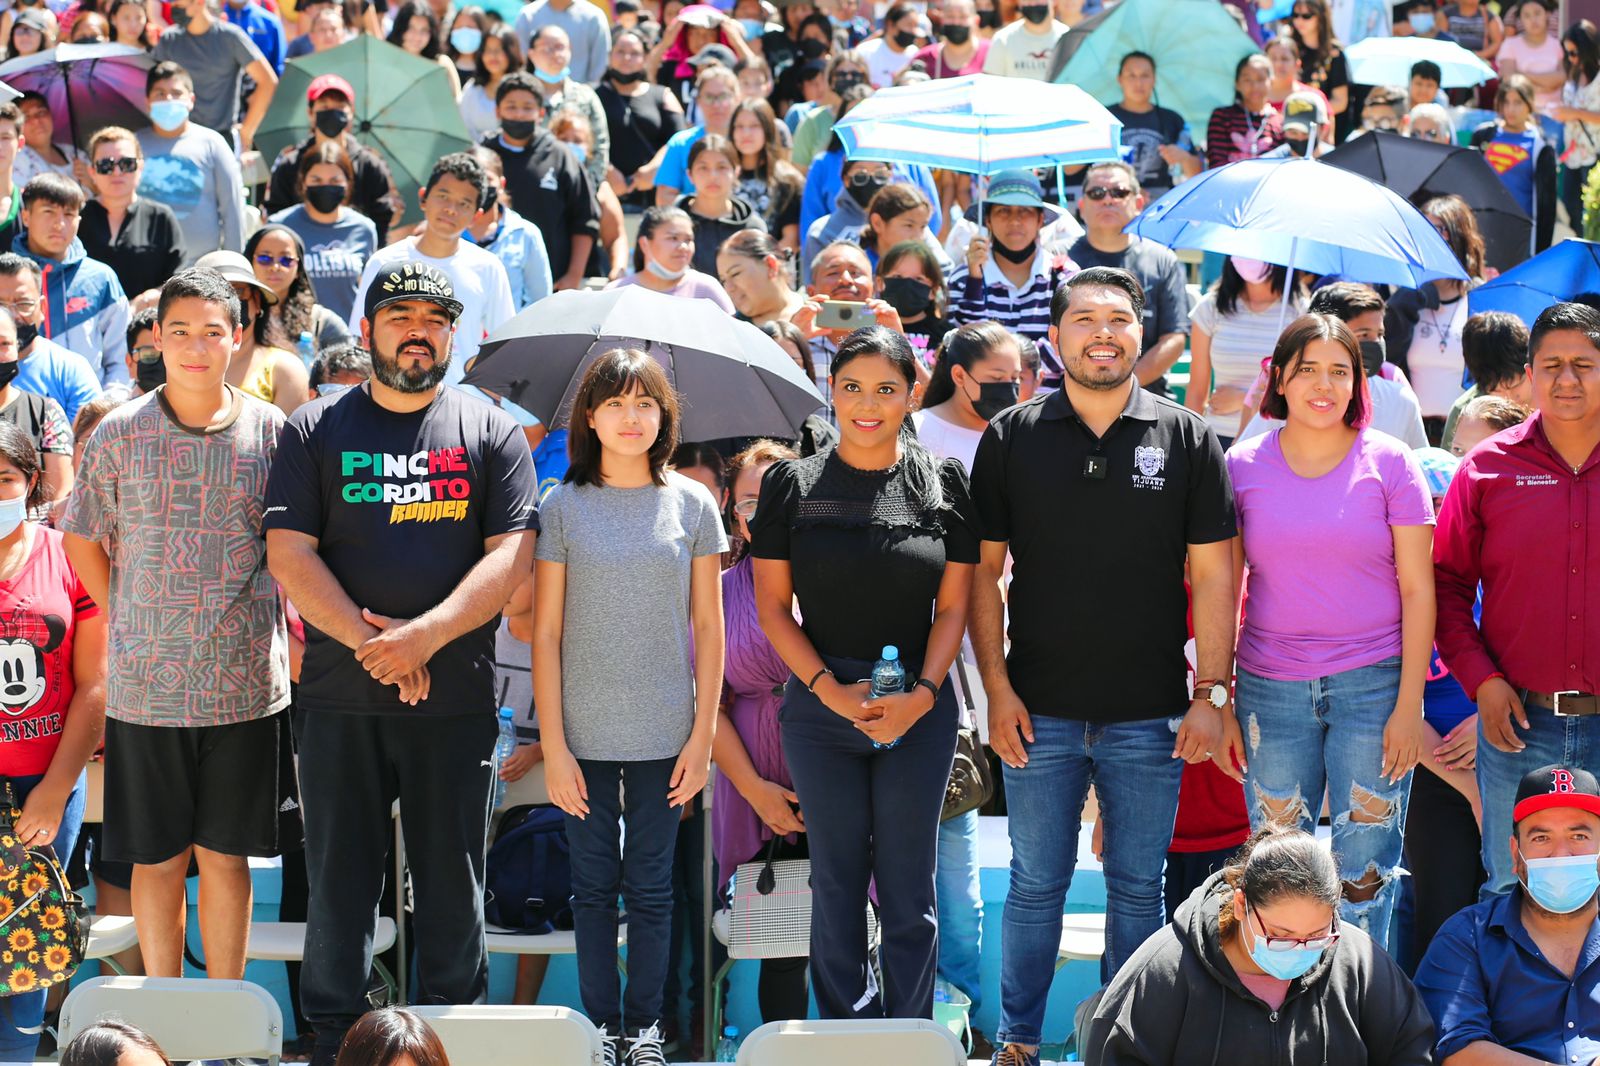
[0,44,154,150]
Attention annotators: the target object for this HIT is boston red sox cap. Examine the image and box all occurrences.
[1514,765,1600,823]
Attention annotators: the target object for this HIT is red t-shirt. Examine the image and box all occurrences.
[1172,588,1251,854]
[912,39,991,78]
[0,527,98,777]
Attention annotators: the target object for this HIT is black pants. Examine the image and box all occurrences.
[296,709,499,1066]
[1403,768,1484,968]
[779,654,957,1020]
[1163,846,1238,923]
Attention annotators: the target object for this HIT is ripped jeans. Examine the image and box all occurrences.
[1236,656,1411,950]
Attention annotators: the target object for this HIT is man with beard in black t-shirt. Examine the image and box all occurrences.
[265,261,538,1066]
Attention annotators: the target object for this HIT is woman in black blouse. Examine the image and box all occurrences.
[750,324,977,1021]
[78,126,183,302]
[598,29,687,208]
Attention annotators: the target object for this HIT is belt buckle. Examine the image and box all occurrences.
[1554,691,1584,716]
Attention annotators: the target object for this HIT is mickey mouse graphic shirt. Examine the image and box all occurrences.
[0,527,98,776]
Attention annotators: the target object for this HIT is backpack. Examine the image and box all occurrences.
[483,804,573,934]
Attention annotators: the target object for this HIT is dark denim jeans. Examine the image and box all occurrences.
[997,715,1182,1048]
[567,756,680,1038]
[0,769,86,1061]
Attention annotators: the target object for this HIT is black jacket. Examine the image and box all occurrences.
[485,129,600,282]
[1082,873,1436,1066]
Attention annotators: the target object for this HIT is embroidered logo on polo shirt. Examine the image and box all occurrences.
[1132,445,1167,489]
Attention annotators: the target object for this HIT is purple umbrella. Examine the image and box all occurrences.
[0,44,154,150]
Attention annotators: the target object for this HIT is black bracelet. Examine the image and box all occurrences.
[806,667,831,692]
[913,677,940,702]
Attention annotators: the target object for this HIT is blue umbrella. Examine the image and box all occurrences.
[831,74,1122,174]
[1127,157,1468,289]
[1468,239,1600,326]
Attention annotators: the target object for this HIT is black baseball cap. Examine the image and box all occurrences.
[1514,765,1600,823]
[364,260,464,323]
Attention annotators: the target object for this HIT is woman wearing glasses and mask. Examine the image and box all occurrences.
[1080,823,1436,1066]
[78,127,183,303]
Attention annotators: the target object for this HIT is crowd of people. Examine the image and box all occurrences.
[0,0,1595,1062]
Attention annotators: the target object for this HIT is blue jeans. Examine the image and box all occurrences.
[1477,702,1600,897]
[0,770,86,1060]
[935,809,983,1012]
[997,715,1183,1048]
[1237,656,1410,948]
[566,757,680,1038]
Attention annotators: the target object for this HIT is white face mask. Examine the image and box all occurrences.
[645,256,689,282]
[0,494,26,540]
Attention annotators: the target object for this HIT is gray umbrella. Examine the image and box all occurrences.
[463,287,825,441]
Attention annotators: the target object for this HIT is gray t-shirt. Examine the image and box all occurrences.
[270,204,378,324]
[153,21,265,135]
[137,125,246,267]
[534,472,728,761]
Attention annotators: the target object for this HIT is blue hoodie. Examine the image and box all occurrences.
[469,207,554,312]
[13,233,130,387]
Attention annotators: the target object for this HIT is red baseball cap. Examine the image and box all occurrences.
[307,74,356,106]
[1513,765,1600,823]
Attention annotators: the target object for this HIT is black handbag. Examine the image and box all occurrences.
[0,781,87,996]
[941,657,994,822]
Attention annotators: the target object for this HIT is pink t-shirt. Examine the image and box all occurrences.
[912,39,991,79]
[1227,428,1434,681]
[1499,33,1565,111]
[1238,971,1291,1010]
[605,269,736,314]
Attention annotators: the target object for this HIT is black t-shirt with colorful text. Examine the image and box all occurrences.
[264,384,539,715]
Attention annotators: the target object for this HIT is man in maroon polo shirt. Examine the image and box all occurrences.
[1435,300,1600,896]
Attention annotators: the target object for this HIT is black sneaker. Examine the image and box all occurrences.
[598,1026,622,1066]
[970,1026,997,1061]
[623,1024,668,1066]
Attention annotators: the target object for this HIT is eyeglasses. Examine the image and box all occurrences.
[1247,903,1341,952]
[93,157,138,174]
[254,253,299,269]
[1413,126,1445,140]
[732,498,760,518]
[699,91,738,105]
[1084,185,1133,201]
[132,345,161,364]
[1,300,36,317]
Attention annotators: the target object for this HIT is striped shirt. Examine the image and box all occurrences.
[947,248,1077,385]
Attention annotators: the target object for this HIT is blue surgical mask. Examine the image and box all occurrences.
[738,18,766,39]
[450,26,483,53]
[534,64,571,84]
[0,495,26,540]
[149,99,191,132]
[1523,853,1600,914]
[567,141,587,165]
[1409,11,1435,32]
[1242,905,1329,981]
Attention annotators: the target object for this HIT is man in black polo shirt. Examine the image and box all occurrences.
[969,266,1238,1066]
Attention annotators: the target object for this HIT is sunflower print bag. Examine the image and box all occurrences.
[0,783,86,995]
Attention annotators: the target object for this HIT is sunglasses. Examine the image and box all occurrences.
[254,253,299,269]
[847,170,891,186]
[1084,185,1133,201]
[94,157,138,174]
[1291,8,1316,17]
[132,345,161,364]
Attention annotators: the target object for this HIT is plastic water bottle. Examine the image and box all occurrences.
[714,1026,739,1061]
[1170,125,1193,188]
[297,330,316,372]
[491,707,517,811]
[869,645,905,750]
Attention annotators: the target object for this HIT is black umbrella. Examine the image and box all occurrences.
[1322,131,1533,274]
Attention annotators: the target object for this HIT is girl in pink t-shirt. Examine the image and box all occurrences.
[1222,313,1435,948]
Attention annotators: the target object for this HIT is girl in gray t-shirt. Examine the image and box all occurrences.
[530,348,727,1053]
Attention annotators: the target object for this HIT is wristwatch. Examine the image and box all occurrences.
[1194,679,1229,710]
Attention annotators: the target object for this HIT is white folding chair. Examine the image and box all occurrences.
[735,1019,966,1066]
[84,915,140,975]
[408,1004,604,1066]
[58,976,283,1064]
[1055,911,1108,968]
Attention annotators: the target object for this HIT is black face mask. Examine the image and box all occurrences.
[306,184,347,213]
[967,378,1019,421]
[800,37,829,58]
[881,276,932,317]
[893,29,919,47]
[1286,135,1311,157]
[1020,3,1050,21]
[1359,339,1386,375]
[170,4,191,27]
[977,8,1000,27]
[13,321,35,351]
[313,108,351,137]
[846,174,889,208]
[942,23,971,43]
[136,353,166,392]
[993,238,1037,264]
[607,67,645,83]
[0,361,18,390]
[501,117,537,140]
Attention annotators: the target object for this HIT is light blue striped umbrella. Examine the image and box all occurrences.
[831,74,1123,175]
